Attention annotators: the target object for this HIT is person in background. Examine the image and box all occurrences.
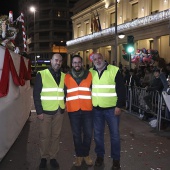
[112,60,116,65]
[118,62,123,70]
[159,68,168,91]
[166,63,170,76]
[33,53,65,169]
[64,55,93,167]
[142,67,153,87]
[143,68,163,113]
[124,68,141,87]
[90,53,126,170]
[1,21,7,39]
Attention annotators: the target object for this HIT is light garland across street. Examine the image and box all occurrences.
[67,9,170,46]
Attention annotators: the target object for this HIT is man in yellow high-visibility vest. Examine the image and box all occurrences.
[90,53,126,170]
[33,53,65,169]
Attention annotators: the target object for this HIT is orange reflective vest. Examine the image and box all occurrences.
[65,72,92,112]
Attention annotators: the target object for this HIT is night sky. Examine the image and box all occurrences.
[0,0,19,19]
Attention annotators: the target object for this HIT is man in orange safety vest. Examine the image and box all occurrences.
[64,55,93,167]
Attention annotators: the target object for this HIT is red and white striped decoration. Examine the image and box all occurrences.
[20,12,27,52]
[9,11,13,24]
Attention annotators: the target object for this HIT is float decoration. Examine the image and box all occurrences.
[122,48,159,65]
[0,48,31,98]
[89,52,94,62]
[0,11,27,53]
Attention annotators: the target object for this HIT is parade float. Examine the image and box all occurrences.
[0,12,31,161]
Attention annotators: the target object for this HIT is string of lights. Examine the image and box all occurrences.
[67,9,170,46]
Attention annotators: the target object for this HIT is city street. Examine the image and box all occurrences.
[0,97,170,170]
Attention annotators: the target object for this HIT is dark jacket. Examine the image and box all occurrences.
[124,74,141,87]
[147,77,163,93]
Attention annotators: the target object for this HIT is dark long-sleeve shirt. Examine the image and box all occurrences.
[33,67,64,115]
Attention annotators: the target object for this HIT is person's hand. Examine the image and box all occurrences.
[114,107,121,116]
[37,114,44,120]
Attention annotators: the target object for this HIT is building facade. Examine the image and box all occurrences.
[18,0,78,69]
[66,0,170,68]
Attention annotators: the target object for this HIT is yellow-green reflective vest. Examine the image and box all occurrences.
[90,65,118,108]
[39,69,65,111]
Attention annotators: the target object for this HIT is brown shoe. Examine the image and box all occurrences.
[73,157,83,167]
[84,156,93,166]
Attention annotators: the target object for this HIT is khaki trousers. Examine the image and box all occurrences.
[38,112,64,159]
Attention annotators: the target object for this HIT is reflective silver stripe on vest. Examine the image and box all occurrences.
[67,87,90,93]
[92,92,117,97]
[41,96,64,100]
[41,88,64,92]
[92,85,115,88]
[66,95,91,101]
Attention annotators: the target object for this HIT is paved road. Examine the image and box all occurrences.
[0,105,170,170]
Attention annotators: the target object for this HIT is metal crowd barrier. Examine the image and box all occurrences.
[125,85,170,131]
[158,92,170,130]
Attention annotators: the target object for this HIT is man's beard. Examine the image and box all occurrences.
[52,64,60,72]
[95,61,105,70]
[73,67,82,72]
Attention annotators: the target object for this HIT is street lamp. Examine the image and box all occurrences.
[118,33,125,39]
[114,0,118,65]
[30,6,36,71]
[30,6,36,35]
[115,0,123,65]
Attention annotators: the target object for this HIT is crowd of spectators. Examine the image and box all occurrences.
[119,60,170,129]
[120,62,170,89]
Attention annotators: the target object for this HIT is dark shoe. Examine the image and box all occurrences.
[39,158,47,169]
[95,157,104,167]
[50,159,59,169]
[112,160,120,170]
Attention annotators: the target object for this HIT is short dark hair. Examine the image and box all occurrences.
[153,68,160,73]
[71,55,82,63]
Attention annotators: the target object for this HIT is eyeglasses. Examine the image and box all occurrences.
[72,62,82,65]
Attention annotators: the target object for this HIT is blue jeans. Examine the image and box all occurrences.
[93,107,120,160]
[68,110,93,157]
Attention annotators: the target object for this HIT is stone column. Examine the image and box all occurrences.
[83,50,87,68]
[111,45,114,65]
[67,54,71,67]
[153,36,160,52]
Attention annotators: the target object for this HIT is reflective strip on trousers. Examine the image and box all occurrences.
[66,95,91,101]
